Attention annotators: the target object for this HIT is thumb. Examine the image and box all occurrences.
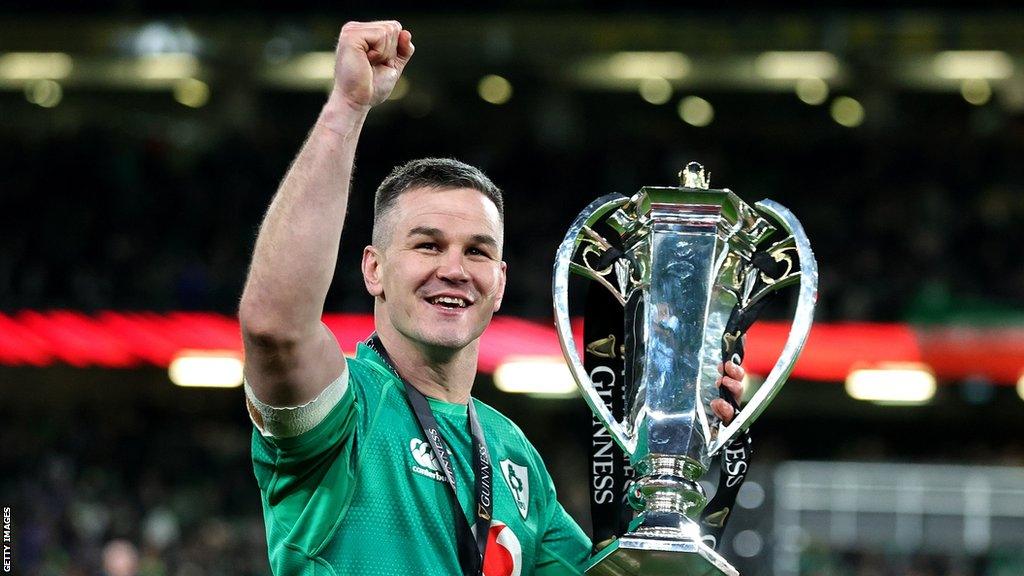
[394,29,415,71]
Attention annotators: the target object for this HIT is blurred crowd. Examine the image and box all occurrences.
[2,89,1022,321]
[2,23,1024,576]
[3,401,1022,576]
[799,549,1024,576]
[1,405,267,576]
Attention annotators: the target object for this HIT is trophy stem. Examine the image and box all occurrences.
[628,456,709,540]
[585,455,739,575]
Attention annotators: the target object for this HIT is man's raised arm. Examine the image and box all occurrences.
[239,21,414,408]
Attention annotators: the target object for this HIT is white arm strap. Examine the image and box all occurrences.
[244,360,349,438]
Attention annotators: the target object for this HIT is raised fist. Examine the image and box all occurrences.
[333,21,414,110]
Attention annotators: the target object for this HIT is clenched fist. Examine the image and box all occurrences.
[333,21,414,110]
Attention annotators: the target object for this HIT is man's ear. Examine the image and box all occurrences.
[493,260,508,312]
[362,245,385,298]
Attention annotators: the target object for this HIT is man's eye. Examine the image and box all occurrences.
[416,243,439,251]
[467,247,490,258]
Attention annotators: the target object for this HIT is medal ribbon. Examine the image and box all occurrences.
[366,334,492,576]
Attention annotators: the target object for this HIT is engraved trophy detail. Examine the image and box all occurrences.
[553,163,818,576]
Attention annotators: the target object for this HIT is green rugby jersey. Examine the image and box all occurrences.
[250,343,592,576]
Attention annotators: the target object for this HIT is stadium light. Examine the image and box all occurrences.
[478,74,512,105]
[754,52,839,80]
[292,52,334,81]
[638,77,673,104]
[678,96,714,126]
[135,53,199,80]
[831,96,865,127]
[732,530,764,558]
[494,356,577,397]
[174,78,209,107]
[933,51,1014,80]
[795,78,829,105]
[845,363,936,405]
[25,80,62,108]
[961,79,992,105]
[0,52,73,81]
[260,52,333,90]
[608,51,690,80]
[169,350,243,388]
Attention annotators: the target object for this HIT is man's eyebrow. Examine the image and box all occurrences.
[470,234,499,248]
[407,227,498,249]
[407,226,444,238]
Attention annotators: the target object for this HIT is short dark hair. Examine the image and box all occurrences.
[372,158,504,246]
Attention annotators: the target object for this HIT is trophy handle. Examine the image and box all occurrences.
[553,193,638,457]
[707,199,819,456]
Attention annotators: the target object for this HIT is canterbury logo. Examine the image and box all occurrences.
[410,438,444,482]
[410,438,439,470]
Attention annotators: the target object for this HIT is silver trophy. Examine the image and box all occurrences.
[553,163,818,575]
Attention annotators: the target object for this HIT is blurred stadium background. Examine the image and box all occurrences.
[2,2,1024,576]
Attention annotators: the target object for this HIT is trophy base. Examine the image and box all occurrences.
[585,536,739,576]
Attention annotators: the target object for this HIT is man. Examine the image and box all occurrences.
[238,21,746,576]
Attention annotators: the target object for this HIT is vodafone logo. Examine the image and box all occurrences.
[475,520,522,576]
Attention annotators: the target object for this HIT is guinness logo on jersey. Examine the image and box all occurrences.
[473,519,522,576]
[409,438,444,482]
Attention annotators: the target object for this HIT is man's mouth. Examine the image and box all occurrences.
[427,295,470,309]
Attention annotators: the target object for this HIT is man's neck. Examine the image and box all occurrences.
[374,324,478,405]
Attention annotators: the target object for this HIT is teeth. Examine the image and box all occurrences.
[431,296,467,308]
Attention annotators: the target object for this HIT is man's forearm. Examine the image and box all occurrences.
[239,95,368,335]
[239,21,412,404]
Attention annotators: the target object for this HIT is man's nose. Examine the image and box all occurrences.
[436,251,470,283]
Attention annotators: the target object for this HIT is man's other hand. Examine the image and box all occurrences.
[711,360,745,425]
[333,21,415,110]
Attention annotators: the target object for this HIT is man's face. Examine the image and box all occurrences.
[363,186,507,353]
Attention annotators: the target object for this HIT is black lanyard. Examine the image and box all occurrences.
[365,334,492,576]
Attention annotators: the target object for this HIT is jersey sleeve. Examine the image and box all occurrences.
[245,358,350,438]
[249,359,365,566]
[536,498,592,575]
[530,445,593,575]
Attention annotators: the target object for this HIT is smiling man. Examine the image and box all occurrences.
[361,178,507,403]
[238,20,745,576]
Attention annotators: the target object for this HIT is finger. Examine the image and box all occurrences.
[711,399,735,424]
[724,360,745,381]
[719,376,742,401]
[382,21,400,63]
[346,22,386,62]
[396,29,414,64]
[369,23,391,63]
